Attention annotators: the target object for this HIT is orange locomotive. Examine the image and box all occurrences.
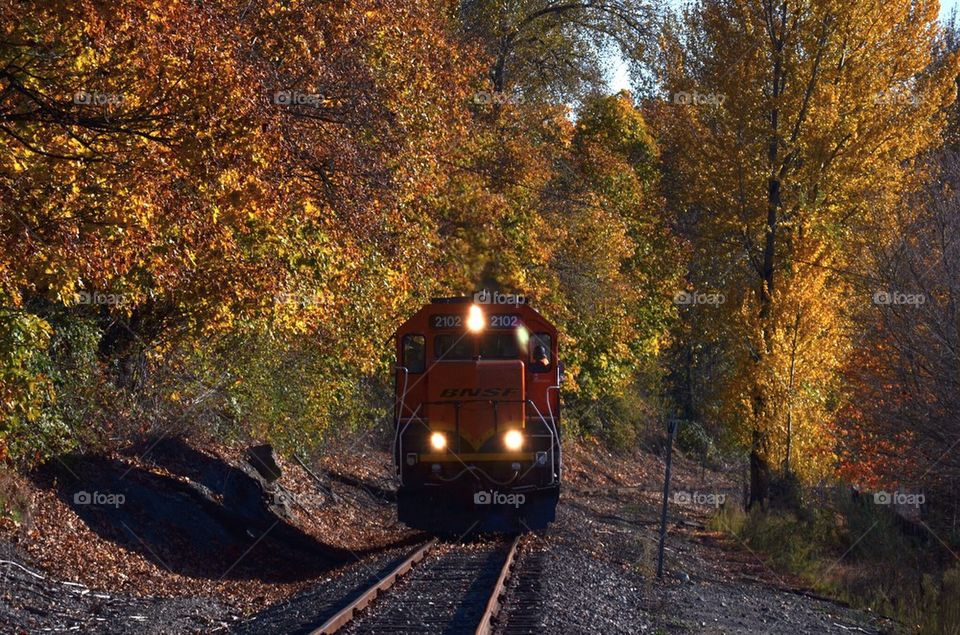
[392,294,562,532]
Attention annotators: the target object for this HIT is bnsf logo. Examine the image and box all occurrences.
[439,388,518,398]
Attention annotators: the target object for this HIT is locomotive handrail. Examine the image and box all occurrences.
[433,465,521,486]
[525,399,559,484]
[546,384,563,479]
[398,407,496,487]
[394,365,410,421]
[416,398,527,404]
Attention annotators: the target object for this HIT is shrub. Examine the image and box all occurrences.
[708,502,747,535]
[0,468,31,526]
[712,485,960,634]
[565,391,657,453]
[675,419,717,463]
[0,308,62,468]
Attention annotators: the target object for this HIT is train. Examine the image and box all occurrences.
[392,293,562,533]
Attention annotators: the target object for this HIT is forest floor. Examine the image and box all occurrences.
[0,435,903,634]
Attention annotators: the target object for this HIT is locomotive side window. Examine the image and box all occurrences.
[434,334,473,360]
[479,333,519,359]
[402,334,426,373]
[530,333,552,372]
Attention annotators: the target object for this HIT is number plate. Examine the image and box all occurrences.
[430,314,463,329]
[430,314,521,329]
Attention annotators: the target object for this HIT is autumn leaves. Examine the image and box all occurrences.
[656,0,960,503]
[1,0,958,514]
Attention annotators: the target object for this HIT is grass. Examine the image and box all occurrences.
[710,495,960,634]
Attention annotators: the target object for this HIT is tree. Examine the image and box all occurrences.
[549,91,679,399]
[656,0,958,506]
[459,0,656,102]
[838,151,960,521]
[0,0,480,461]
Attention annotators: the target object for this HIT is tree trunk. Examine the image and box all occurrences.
[749,0,787,508]
[749,427,772,509]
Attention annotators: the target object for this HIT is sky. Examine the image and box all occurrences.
[946,0,960,21]
[606,1,960,93]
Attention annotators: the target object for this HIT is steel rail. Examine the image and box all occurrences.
[309,538,437,634]
[474,535,522,635]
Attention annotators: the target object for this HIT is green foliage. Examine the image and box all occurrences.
[205,330,394,455]
[43,314,104,438]
[575,91,660,185]
[931,565,960,634]
[0,308,56,465]
[544,92,681,401]
[566,389,658,452]
[675,419,716,463]
[0,307,107,467]
[708,502,747,535]
[739,509,839,578]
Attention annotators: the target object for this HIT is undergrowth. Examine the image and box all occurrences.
[710,495,960,634]
[0,468,31,526]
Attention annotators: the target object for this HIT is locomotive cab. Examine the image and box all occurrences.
[392,295,562,533]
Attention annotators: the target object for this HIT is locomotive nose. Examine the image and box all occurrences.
[426,359,526,453]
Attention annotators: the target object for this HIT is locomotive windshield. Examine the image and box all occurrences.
[434,332,524,360]
[434,334,473,359]
[479,333,519,358]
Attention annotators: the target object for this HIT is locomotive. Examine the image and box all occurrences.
[392,294,562,533]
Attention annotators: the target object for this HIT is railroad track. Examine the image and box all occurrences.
[310,535,522,635]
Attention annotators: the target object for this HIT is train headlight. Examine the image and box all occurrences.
[429,432,447,451]
[467,304,485,333]
[503,429,524,451]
